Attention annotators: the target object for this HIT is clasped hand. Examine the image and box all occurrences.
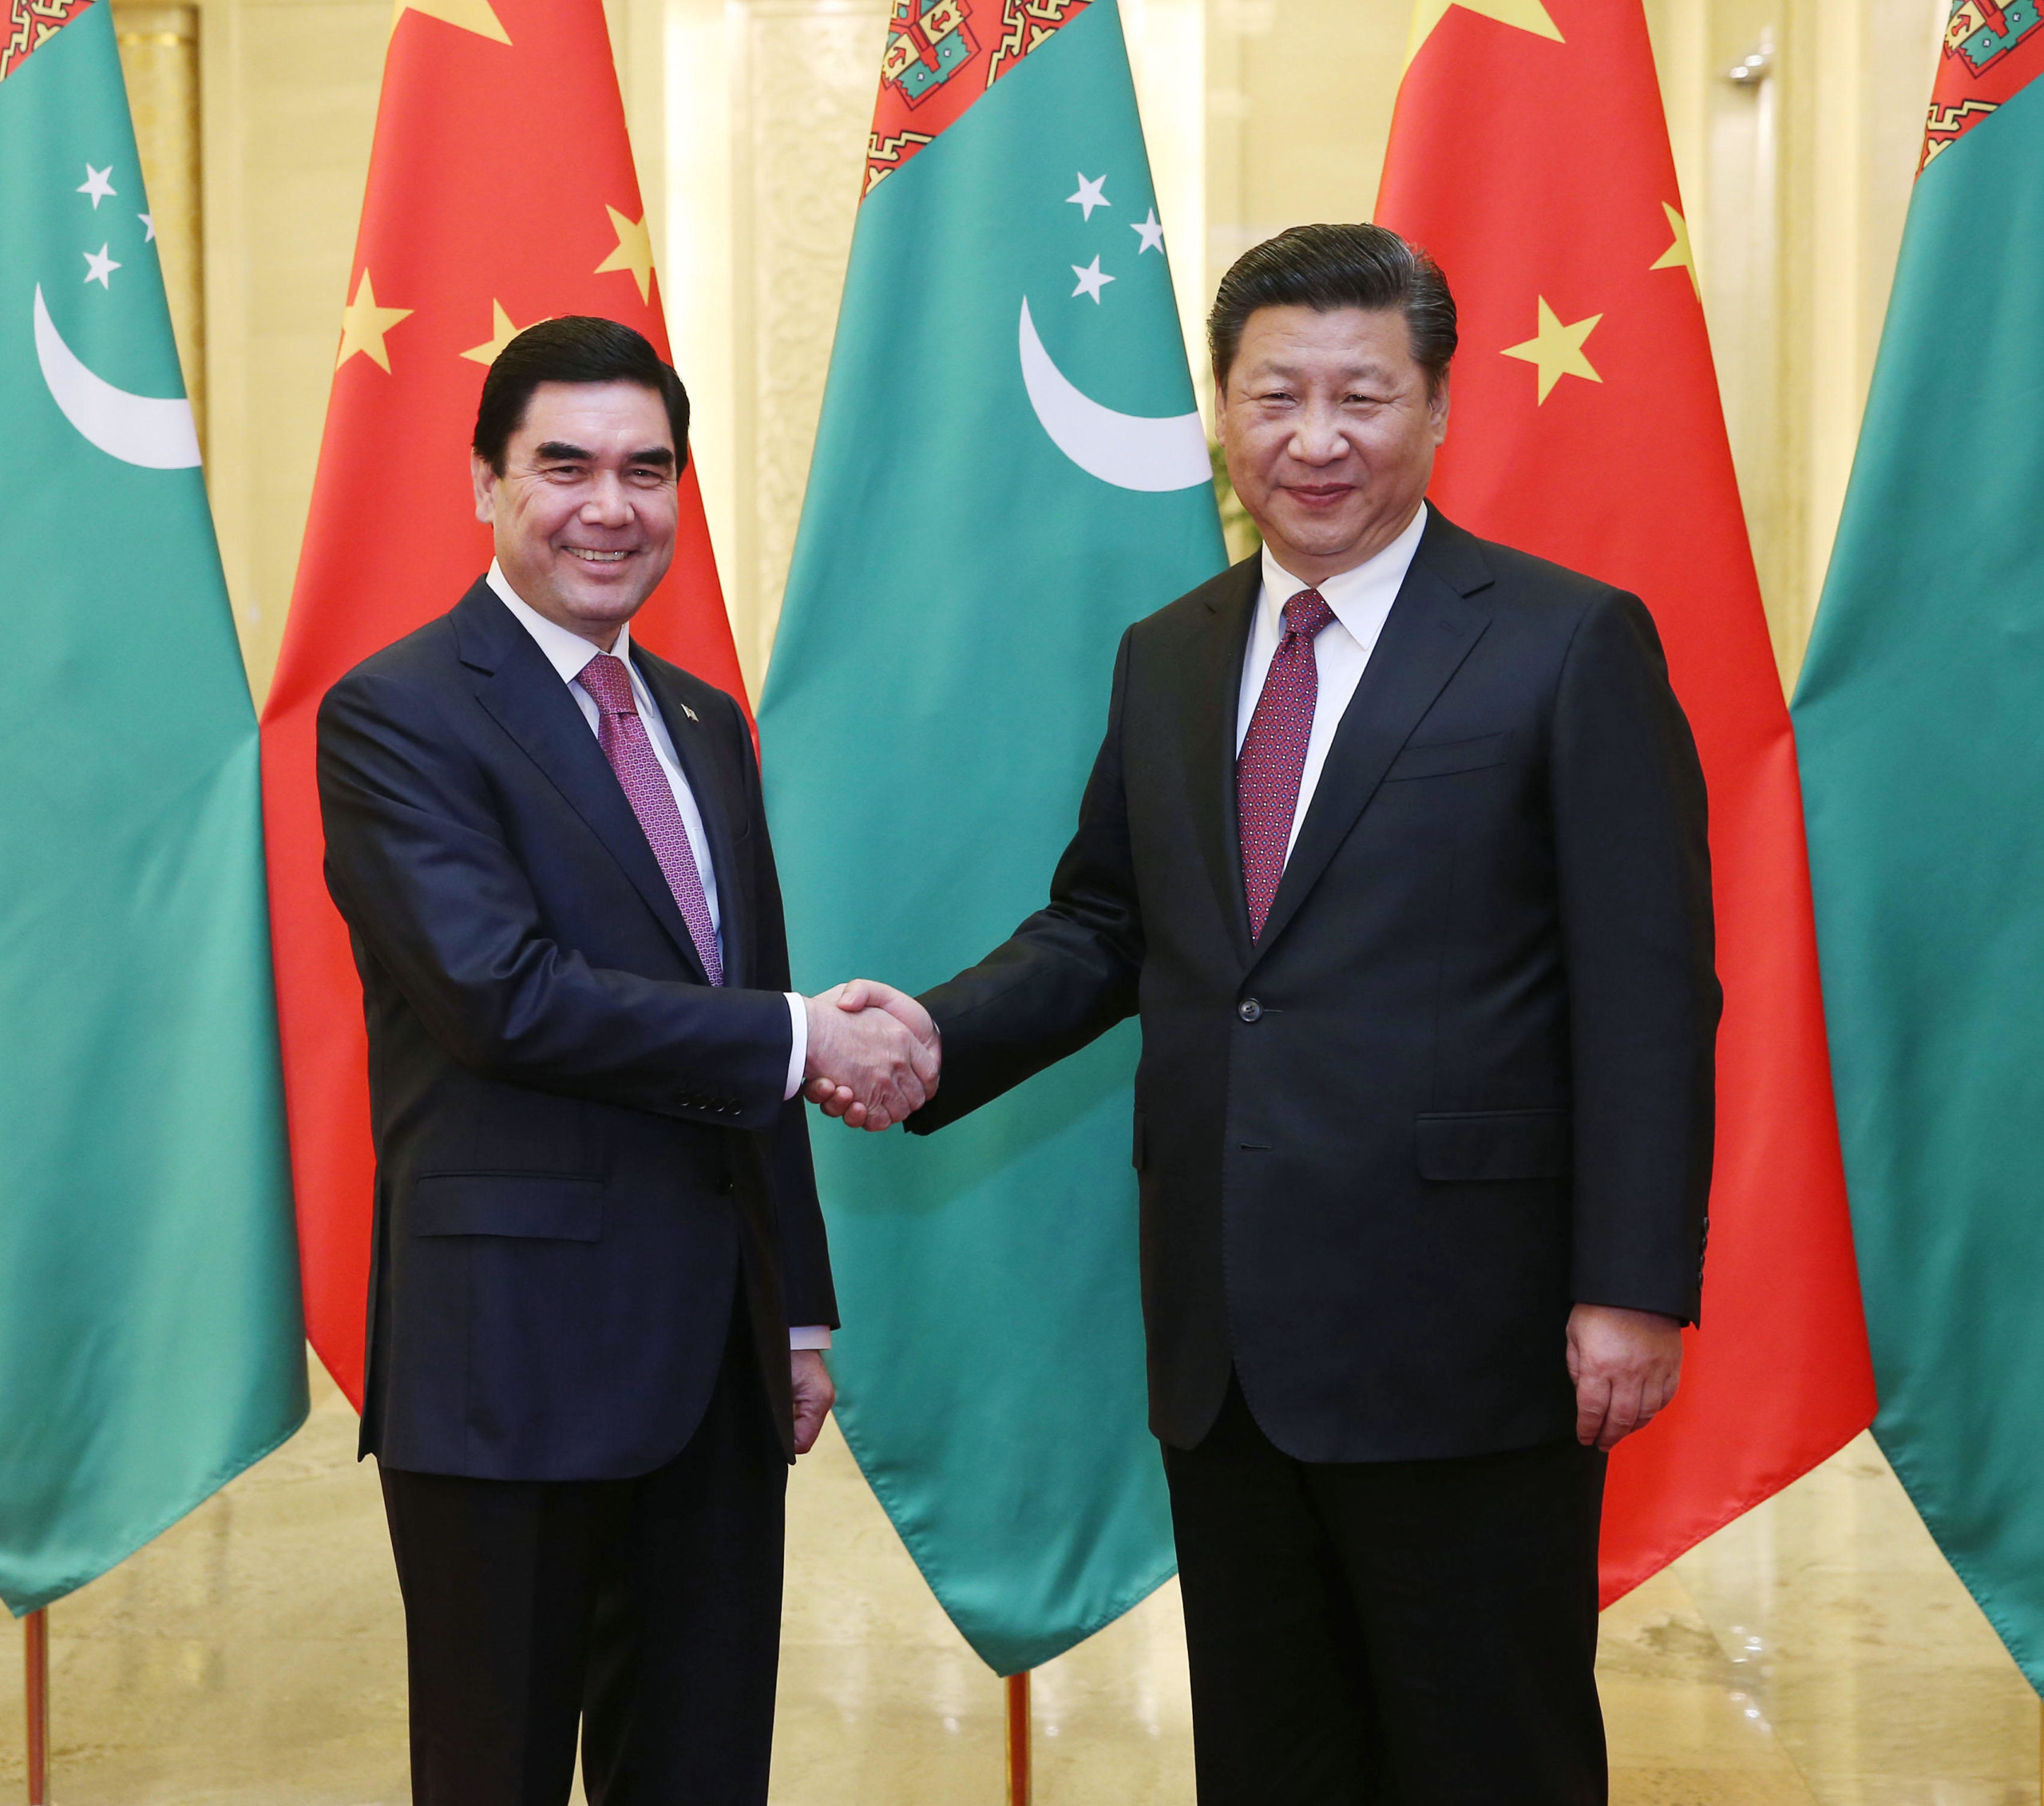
[802,980,941,1131]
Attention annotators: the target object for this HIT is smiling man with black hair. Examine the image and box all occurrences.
[318,315,933,1806]
[829,225,1721,1802]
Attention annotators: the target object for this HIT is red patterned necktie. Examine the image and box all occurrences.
[576,652,723,985]
[1238,588,1335,940]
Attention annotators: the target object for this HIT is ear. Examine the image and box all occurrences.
[1428,372,1452,443]
[470,452,497,525]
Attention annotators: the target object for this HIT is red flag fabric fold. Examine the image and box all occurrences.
[263,0,744,1404]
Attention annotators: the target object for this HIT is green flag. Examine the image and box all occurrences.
[1792,34,2044,1687]
[759,0,1224,1673]
[0,1,306,1616]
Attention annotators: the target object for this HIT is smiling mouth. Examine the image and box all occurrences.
[562,547,634,563]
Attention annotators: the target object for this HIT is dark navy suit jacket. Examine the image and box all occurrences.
[317,579,835,1479]
[912,511,1719,1463]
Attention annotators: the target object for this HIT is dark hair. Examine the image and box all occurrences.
[472,315,691,473]
[1208,224,1457,396]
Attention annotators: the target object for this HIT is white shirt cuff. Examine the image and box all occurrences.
[789,1325,832,1350]
[783,992,807,1102]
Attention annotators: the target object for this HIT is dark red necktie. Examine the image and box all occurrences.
[577,652,723,985]
[1238,588,1334,940]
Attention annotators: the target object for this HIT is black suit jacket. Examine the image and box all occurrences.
[318,579,835,1479]
[912,511,1718,1463]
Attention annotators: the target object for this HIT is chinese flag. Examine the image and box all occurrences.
[261,0,746,1406]
[1377,0,1876,1600]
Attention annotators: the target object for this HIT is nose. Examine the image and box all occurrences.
[1288,400,1349,466]
[580,471,633,525]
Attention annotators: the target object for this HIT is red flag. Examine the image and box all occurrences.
[261,0,746,1406]
[1377,0,1875,1599]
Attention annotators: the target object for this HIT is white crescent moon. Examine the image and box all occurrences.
[34,284,201,470]
[1018,297,1210,493]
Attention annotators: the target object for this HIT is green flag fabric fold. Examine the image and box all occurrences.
[760,0,1225,1673]
[0,0,307,1616]
[1793,53,2044,1689]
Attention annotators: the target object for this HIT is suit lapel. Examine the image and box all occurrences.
[635,654,754,990]
[454,587,710,983]
[1186,560,1262,969]
[1249,515,1494,964]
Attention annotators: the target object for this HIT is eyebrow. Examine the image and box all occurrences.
[530,442,675,467]
[1248,362,1398,384]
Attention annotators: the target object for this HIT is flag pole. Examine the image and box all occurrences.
[1005,1670,1031,1805]
[24,1609,48,1805]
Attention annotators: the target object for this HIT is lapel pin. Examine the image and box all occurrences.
[681,703,699,722]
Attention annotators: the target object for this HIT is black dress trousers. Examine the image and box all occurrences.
[1163,1375,1608,1806]
[378,1301,788,1806]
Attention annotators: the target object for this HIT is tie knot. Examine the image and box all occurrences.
[578,651,636,715]
[1282,588,1333,641]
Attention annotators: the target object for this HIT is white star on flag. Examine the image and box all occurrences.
[1131,208,1165,254]
[139,212,156,243]
[77,164,116,208]
[1066,172,1110,220]
[1070,255,1115,303]
[83,244,121,288]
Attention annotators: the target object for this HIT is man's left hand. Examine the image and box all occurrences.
[1566,1303,1683,1451]
[791,1349,836,1455]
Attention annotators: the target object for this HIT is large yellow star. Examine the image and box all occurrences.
[460,299,528,366]
[1650,202,1701,301]
[336,270,413,373]
[594,207,656,303]
[390,0,510,43]
[1406,0,1563,68]
[1501,297,1603,404]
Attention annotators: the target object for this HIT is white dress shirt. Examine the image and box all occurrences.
[1235,503,1429,863]
[487,565,827,1351]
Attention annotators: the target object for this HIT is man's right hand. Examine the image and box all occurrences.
[802,982,941,1131]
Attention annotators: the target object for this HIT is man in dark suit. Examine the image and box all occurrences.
[317,317,936,1806]
[822,226,1719,1801]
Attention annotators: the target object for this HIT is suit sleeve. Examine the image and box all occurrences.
[909,628,1145,1133]
[317,665,794,1132]
[1550,592,1721,1324]
[734,691,838,1329]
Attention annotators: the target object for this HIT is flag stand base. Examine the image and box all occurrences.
[1006,1670,1030,1805]
[24,1609,48,1806]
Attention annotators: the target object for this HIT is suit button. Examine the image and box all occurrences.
[1238,998,1262,1023]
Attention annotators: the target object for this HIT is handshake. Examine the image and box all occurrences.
[799,980,941,1131]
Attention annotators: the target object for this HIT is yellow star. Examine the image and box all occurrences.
[1501,296,1603,404]
[335,270,413,373]
[390,0,510,43]
[1405,0,1562,68]
[594,206,656,303]
[460,299,529,366]
[1650,202,1701,301]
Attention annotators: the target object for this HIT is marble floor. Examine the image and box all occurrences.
[1,1357,2036,1804]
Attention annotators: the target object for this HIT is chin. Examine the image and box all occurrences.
[1280,517,1369,554]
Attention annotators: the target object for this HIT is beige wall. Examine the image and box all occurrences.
[151,0,1944,707]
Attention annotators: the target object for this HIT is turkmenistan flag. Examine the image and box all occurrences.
[1793,14,2044,1689]
[0,0,306,1615]
[760,0,1224,1673]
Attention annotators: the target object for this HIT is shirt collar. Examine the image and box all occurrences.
[1258,501,1429,640]
[486,560,632,685]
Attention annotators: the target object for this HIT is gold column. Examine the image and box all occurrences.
[113,2,204,443]
[727,0,888,692]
